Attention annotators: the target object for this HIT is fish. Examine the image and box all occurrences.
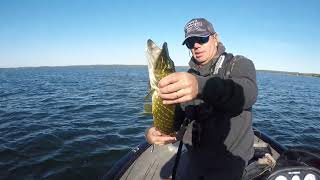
[145,39,176,135]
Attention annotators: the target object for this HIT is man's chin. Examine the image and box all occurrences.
[195,57,208,64]
[195,56,203,61]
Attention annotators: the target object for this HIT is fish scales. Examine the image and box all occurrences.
[146,39,176,135]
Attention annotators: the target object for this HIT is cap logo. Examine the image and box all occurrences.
[186,20,203,34]
[182,18,215,45]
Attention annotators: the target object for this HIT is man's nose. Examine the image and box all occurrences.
[193,42,201,48]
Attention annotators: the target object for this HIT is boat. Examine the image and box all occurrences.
[104,128,320,180]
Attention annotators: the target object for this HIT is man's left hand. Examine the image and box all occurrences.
[158,72,198,104]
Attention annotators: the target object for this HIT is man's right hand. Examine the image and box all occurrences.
[145,127,177,145]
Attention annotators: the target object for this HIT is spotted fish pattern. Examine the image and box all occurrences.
[145,39,176,135]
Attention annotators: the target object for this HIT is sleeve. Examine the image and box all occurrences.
[195,56,258,116]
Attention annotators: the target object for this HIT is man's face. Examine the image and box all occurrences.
[186,35,218,65]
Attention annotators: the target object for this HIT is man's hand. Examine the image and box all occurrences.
[145,127,177,145]
[158,72,198,104]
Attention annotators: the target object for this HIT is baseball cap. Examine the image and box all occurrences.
[182,18,215,45]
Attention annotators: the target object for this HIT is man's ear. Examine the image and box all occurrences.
[213,33,219,46]
[189,49,193,57]
[213,33,220,42]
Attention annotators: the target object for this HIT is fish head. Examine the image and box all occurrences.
[146,39,175,91]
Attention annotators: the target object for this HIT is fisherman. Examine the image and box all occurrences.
[145,18,258,179]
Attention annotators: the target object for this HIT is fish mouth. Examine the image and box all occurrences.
[147,39,156,50]
[146,39,170,68]
[146,39,160,91]
[145,39,175,92]
[146,39,159,67]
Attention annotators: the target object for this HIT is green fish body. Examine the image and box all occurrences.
[145,39,176,135]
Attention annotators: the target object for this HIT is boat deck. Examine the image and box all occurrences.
[120,143,178,180]
[119,135,280,180]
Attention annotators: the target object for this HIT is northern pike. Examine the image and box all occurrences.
[145,39,176,135]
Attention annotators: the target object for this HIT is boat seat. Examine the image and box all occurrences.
[242,141,275,179]
[249,144,273,164]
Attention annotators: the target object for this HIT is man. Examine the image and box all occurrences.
[146,18,258,179]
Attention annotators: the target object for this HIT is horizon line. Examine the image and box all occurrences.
[0,64,319,75]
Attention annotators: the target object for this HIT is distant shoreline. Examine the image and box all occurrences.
[1,64,319,77]
[257,69,320,78]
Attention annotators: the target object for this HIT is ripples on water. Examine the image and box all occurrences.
[254,72,320,151]
[0,66,319,179]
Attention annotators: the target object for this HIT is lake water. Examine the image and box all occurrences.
[0,65,319,179]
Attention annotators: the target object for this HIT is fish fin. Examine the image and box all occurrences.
[143,103,153,115]
[148,80,151,91]
[144,88,154,116]
[144,88,155,100]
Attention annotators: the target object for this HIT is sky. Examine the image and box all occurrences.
[0,0,320,73]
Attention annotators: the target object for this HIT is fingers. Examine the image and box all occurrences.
[158,72,187,97]
[163,94,193,105]
[158,72,198,104]
[146,127,177,145]
[159,88,186,100]
[158,73,181,90]
[151,129,162,136]
[154,136,177,145]
[159,82,182,94]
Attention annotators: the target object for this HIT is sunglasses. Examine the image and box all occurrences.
[185,36,210,49]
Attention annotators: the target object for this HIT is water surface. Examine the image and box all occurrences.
[0,66,319,179]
